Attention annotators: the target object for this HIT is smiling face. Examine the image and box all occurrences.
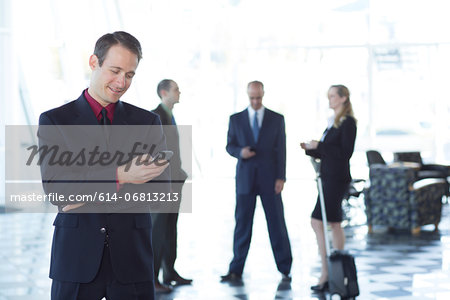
[88,44,139,106]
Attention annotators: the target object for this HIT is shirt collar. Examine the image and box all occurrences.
[84,89,116,122]
[247,105,265,116]
[327,116,335,129]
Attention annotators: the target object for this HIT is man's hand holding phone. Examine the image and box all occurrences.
[63,151,173,212]
[241,146,256,159]
[147,150,174,164]
[117,151,172,184]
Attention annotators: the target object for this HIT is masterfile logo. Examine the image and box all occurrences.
[4,125,192,214]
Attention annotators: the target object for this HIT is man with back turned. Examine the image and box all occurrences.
[151,79,192,293]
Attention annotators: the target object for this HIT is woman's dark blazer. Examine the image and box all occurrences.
[306,116,357,183]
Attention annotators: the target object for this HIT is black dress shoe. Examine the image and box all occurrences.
[281,273,292,282]
[310,281,328,292]
[155,281,173,294]
[220,272,242,282]
[163,274,193,286]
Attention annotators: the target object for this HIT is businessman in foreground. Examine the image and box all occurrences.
[39,31,169,300]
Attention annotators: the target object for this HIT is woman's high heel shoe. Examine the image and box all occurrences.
[310,281,328,292]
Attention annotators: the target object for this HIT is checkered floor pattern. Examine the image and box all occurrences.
[0,178,449,299]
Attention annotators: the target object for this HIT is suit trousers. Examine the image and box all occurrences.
[151,183,183,281]
[51,245,155,300]
[229,192,292,275]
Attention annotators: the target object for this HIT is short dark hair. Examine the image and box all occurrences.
[247,80,264,91]
[157,79,174,99]
[94,31,142,67]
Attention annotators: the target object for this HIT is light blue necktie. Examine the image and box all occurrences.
[252,112,259,142]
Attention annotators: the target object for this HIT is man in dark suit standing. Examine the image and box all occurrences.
[151,79,191,293]
[222,81,292,282]
[39,32,170,300]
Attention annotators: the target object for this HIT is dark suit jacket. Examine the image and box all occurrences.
[39,92,170,284]
[152,104,188,183]
[226,108,286,195]
[306,116,357,182]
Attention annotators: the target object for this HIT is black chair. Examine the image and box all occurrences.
[342,178,366,225]
[344,179,366,199]
[366,150,386,166]
[394,151,449,197]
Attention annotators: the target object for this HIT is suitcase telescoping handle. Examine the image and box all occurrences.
[310,158,331,257]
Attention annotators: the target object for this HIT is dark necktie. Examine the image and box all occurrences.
[100,108,111,125]
[99,108,111,145]
[252,113,259,142]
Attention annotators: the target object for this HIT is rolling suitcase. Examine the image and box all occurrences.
[311,158,359,299]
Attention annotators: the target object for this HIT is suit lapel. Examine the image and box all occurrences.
[257,109,270,144]
[112,101,129,125]
[154,104,171,125]
[71,94,111,149]
[72,94,99,125]
[107,101,131,151]
[241,110,256,144]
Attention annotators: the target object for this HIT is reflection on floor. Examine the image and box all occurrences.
[0,178,449,299]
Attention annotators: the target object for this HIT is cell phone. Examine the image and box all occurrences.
[150,150,174,162]
[249,147,256,152]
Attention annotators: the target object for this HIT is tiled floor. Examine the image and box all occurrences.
[0,178,449,299]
